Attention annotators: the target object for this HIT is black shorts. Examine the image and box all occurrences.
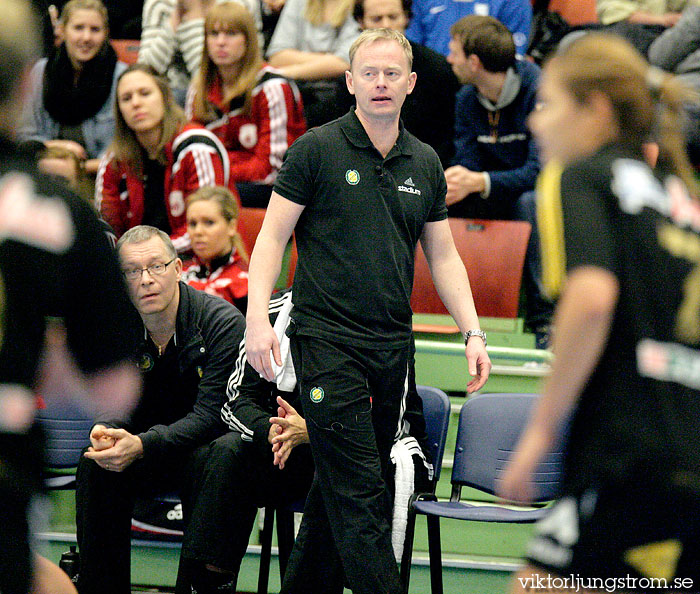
[526,481,700,592]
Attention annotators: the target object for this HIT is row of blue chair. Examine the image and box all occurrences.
[36,389,565,594]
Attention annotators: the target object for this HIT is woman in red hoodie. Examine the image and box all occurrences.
[97,63,231,252]
[186,1,305,206]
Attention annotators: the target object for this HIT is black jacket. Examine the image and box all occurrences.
[102,282,245,461]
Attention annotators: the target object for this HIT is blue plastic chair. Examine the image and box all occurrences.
[398,385,451,592]
[414,385,451,492]
[400,393,566,594]
[35,401,93,488]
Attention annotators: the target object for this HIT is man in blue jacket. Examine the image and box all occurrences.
[445,15,553,342]
[75,225,245,594]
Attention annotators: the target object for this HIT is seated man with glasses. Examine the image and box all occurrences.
[74,225,245,594]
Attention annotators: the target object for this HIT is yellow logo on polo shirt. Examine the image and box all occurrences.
[310,387,325,403]
[138,353,154,372]
[345,170,360,185]
[624,539,682,580]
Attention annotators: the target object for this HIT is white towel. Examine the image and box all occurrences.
[269,293,297,392]
[390,436,421,561]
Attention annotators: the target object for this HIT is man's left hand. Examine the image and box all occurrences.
[83,428,144,472]
[465,337,491,393]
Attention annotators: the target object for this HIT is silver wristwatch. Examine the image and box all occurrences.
[463,329,487,347]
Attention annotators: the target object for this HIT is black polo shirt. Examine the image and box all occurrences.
[274,109,447,349]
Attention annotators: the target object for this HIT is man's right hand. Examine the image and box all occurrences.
[245,317,282,382]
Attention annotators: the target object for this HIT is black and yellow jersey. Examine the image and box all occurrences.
[536,143,700,496]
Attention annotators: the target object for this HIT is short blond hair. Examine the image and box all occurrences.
[60,0,109,29]
[348,28,413,70]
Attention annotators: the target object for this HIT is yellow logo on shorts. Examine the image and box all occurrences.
[624,539,682,580]
[345,170,360,185]
[310,387,325,403]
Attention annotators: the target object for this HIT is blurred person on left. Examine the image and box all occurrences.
[0,2,141,593]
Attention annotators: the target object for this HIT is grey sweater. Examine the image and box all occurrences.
[648,3,700,93]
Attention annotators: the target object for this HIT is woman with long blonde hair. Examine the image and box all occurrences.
[500,33,700,592]
[98,63,231,252]
[187,1,305,204]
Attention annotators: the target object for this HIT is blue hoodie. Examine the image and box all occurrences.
[452,59,541,217]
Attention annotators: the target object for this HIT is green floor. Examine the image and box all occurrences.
[39,527,521,594]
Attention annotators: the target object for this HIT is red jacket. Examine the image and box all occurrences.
[181,250,248,312]
[186,66,306,185]
[96,123,231,252]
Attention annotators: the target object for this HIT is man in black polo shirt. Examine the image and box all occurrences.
[246,28,491,594]
[75,225,245,594]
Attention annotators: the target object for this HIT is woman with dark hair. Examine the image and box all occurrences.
[186,1,305,205]
[19,0,125,174]
[97,63,231,252]
[500,33,700,592]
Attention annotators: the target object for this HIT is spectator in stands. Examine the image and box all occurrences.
[33,0,144,51]
[177,287,431,594]
[38,144,94,202]
[266,0,361,127]
[139,0,262,105]
[597,0,691,54]
[350,0,460,166]
[648,3,700,166]
[260,0,286,49]
[97,64,230,252]
[446,15,553,344]
[18,0,125,175]
[405,0,531,57]
[181,186,249,312]
[75,225,245,594]
[187,1,306,206]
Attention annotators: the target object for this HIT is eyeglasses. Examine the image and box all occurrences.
[122,258,176,281]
